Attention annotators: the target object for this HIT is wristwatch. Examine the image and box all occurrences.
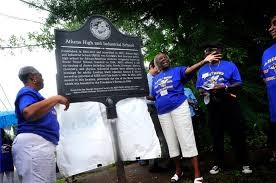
[225,85,228,91]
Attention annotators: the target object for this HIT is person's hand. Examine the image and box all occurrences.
[199,88,208,96]
[146,96,155,101]
[213,83,225,90]
[187,99,194,104]
[56,95,70,111]
[203,52,222,64]
[2,144,11,151]
[209,84,226,95]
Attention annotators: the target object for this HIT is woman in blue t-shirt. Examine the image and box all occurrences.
[13,66,69,183]
[151,52,220,183]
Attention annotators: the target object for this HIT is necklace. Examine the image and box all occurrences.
[209,61,220,73]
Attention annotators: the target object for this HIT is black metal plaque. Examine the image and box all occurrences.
[55,15,148,104]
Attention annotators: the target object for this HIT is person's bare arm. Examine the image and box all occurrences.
[185,52,222,75]
[213,82,242,90]
[198,88,209,96]
[146,96,155,101]
[23,95,69,121]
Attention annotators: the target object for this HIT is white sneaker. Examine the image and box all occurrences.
[194,177,203,183]
[209,165,221,174]
[242,166,252,174]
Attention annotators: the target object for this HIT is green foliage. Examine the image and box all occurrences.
[56,178,65,183]
[28,29,54,50]
[224,47,247,64]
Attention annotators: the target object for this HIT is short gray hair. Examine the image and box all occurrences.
[18,66,40,83]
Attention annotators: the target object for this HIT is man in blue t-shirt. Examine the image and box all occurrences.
[196,42,252,175]
[261,13,276,162]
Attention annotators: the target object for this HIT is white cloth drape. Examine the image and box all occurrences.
[56,98,161,177]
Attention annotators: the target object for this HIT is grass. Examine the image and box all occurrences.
[56,178,65,183]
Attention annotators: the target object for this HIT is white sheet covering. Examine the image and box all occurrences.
[56,98,161,177]
[116,98,161,161]
[56,102,115,177]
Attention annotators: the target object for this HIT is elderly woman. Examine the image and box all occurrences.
[13,66,69,183]
[151,52,220,183]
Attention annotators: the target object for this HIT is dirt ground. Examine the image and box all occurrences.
[74,162,188,183]
[63,151,276,183]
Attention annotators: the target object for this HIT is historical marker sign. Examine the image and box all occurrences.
[55,15,148,104]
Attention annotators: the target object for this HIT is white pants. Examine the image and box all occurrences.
[0,171,14,183]
[12,133,56,183]
[158,100,198,158]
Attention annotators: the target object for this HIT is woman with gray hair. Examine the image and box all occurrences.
[13,66,69,183]
[151,52,220,183]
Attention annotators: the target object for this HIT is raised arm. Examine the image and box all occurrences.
[185,52,222,75]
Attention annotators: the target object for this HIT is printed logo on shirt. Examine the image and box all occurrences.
[154,76,173,94]
[202,75,225,88]
[160,90,168,96]
[160,77,170,87]
[265,76,276,82]
[201,71,224,79]
[263,63,276,76]
[269,64,276,72]
[264,56,276,66]
[202,73,209,79]
[211,71,224,76]
[210,75,220,83]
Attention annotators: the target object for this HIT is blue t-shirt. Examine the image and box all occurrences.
[151,66,188,115]
[196,60,242,89]
[184,88,197,117]
[14,86,60,145]
[261,43,276,122]
[0,129,14,172]
[146,73,155,105]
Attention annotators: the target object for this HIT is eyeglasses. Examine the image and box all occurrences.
[204,48,222,53]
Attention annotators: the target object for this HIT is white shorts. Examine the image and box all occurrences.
[158,100,198,158]
[12,133,56,183]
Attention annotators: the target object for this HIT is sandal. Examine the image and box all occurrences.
[170,172,183,182]
[194,177,203,183]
